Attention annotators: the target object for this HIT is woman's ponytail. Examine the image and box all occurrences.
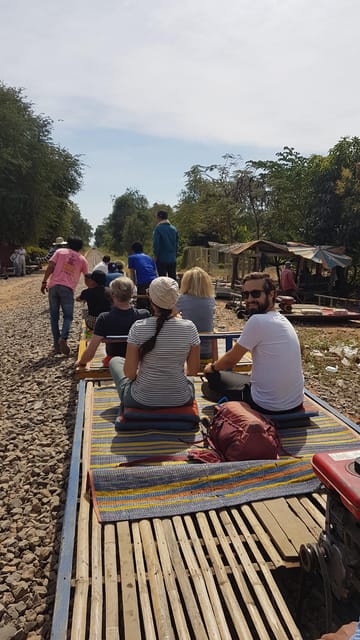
[139,308,172,359]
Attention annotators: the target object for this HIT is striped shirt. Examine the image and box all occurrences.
[128,316,200,406]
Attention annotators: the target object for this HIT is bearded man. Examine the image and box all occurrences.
[204,272,304,413]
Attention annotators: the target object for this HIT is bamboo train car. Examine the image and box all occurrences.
[51,333,360,639]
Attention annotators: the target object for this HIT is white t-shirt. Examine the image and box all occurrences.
[128,316,200,406]
[237,311,304,411]
[94,261,108,273]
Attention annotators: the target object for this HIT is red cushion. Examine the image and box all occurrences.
[122,399,200,422]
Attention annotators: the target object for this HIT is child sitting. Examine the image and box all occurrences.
[76,270,112,330]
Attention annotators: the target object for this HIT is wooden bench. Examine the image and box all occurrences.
[75,328,250,380]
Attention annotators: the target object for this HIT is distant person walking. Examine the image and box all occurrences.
[41,236,89,355]
[280,261,297,297]
[152,210,178,280]
[128,242,158,294]
[17,246,26,276]
[10,246,26,276]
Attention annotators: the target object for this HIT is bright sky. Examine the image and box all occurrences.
[2,0,360,231]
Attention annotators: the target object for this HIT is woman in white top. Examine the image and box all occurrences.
[109,277,200,408]
[177,267,215,359]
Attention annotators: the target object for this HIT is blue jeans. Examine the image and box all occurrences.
[48,285,74,348]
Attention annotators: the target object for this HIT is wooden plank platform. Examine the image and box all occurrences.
[58,408,325,640]
[50,378,360,639]
[53,322,360,640]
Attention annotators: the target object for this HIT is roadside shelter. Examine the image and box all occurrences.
[210,240,295,287]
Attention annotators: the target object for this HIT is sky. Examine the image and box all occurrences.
[2,0,360,232]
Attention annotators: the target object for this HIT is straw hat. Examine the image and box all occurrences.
[149,277,179,309]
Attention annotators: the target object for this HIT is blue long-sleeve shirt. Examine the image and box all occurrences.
[153,221,178,263]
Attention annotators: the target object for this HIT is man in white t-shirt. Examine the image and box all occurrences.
[204,272,304,413]
[94,255,111,273]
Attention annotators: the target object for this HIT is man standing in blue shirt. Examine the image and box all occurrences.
[128,242,157,295]
[152,210,178,280]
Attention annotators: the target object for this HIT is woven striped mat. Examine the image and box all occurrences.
[88,381,360,523]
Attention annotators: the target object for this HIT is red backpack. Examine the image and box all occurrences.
[189,401,282,463]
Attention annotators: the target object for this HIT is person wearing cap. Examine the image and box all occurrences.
[109,276,200,408]
[94,255,111,274]
[75,277,150,368]
[280,261,297,297]
[76,269,112,330]
[41,236,88,355]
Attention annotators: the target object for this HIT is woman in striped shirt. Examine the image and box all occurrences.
[109,277,200,407]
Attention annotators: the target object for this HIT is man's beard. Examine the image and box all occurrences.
[246,295,271,315]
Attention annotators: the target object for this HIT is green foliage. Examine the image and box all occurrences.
[68,202,92,246]
[93,142,359,271]
[25,245,48,261]
[106,188,150,253]
[0,82,89,247]
[248,147,309,242]
[175,155,252,246]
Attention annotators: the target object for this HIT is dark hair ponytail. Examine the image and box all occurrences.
[139,308,172,359]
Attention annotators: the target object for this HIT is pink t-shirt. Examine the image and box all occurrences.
[280,267,296,291]
[49,248,88,291]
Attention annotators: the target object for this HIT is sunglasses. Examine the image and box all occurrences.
[241,289,264,300]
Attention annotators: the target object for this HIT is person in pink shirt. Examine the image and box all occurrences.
[41,236,88,355]
[280,261,297,297]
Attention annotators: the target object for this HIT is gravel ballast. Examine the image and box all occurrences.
[0,272,83,639]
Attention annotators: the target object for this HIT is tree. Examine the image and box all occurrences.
[248,147,309,242]
[68,202,92,245]
[176,155,250,246]
[107,188,149,253]
[0,82,86,246]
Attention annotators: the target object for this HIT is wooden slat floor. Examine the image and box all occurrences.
[51,381,335,640]
[69,497,326,640]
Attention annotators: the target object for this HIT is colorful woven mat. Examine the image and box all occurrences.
[88,380,360,523]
